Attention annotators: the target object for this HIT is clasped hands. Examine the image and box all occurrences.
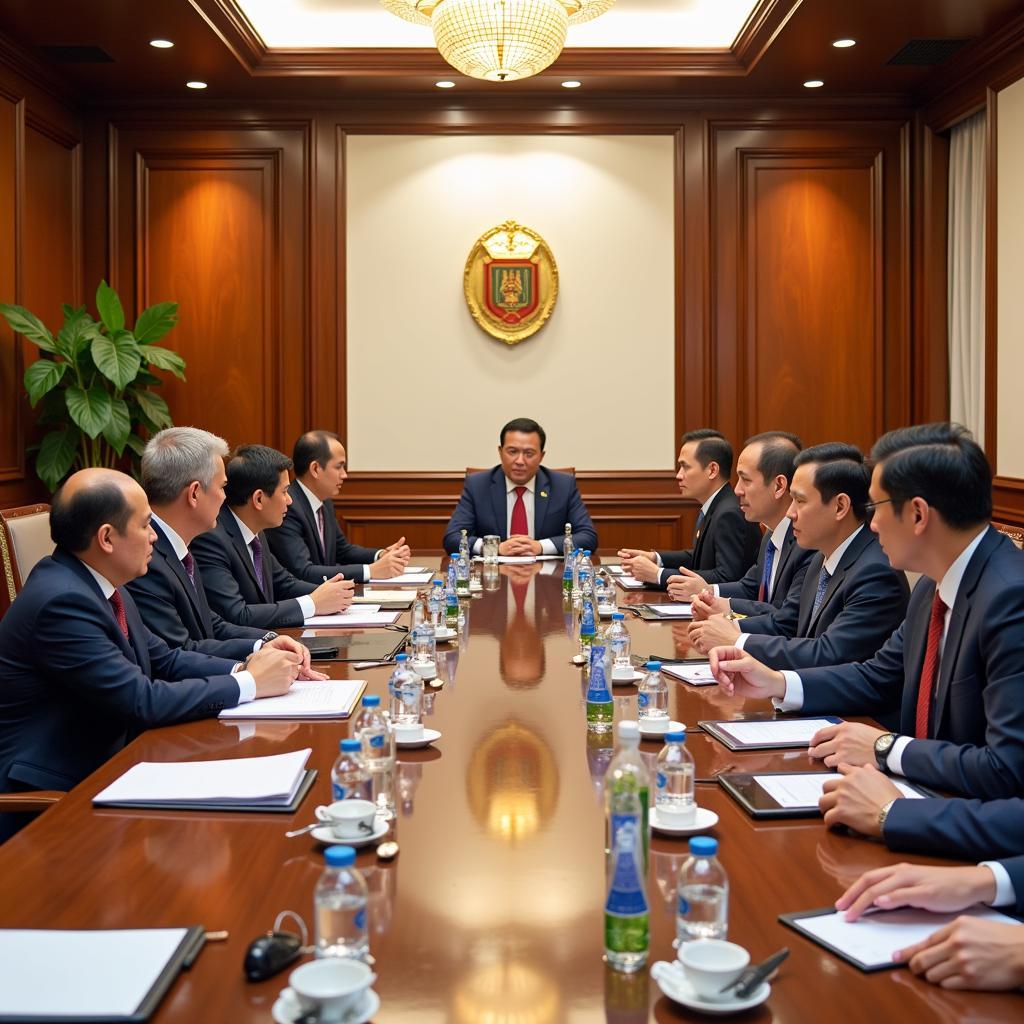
[370,537,412,578]
[500,535,543,556]
[243,635,327,697]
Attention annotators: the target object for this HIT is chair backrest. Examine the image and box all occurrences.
[465,466,576,477]
[993,521,1024,550]
[0,504,53,604]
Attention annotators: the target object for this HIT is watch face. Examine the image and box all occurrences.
[877,733,894,753]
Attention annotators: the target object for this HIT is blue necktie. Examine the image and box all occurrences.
[810,566,830,618]
[694,509,705,541]
[758,540,777,602]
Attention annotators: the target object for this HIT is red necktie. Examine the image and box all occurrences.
[915,590,947,739]
[512,578,528,614]
[510,486,528,537]
[109,590,130,639]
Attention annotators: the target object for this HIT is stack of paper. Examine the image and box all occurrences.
[663,663,717,686]
[649,603,693,618]
[304,610,400,627]
[218,680,365,720]
[353,591,415,606]
[616,576,645,590]
[366,571,433,585]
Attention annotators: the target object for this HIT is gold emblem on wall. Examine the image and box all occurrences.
[464,220,559,345]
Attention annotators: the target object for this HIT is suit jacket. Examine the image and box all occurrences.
[800,528,1024,800]
[443,466,597,554]
[126,521,264,658]
[739,527,909,670]
[720,521,813,637]
[191,506,317,629]
[265,481,378,583]
[0,549,239,795]
[656,486,761,587]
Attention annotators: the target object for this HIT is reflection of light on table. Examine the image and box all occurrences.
[453,961,560,1024]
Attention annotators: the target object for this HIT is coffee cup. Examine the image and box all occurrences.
[394,722,425,742]
[678,940,750,1001]
[289,958,375,1023]
[612,664,636,680]
[640,716,670,735]
[314,799,377,839]
[655,800,697,826]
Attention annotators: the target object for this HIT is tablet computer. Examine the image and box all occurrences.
[698,715,842,751]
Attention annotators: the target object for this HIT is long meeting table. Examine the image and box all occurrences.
[0,557,1019,1022]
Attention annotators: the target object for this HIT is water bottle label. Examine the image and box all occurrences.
[606,818,647,916]
[355,908,366,930]
[677,894,690,915]
[332,784,347,800]
[656,771,667,789]
[637,693,649,708]
[587,661,612,702]
[369,734,384,749]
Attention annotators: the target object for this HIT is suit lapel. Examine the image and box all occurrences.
[292,483,326,561]
[223,509,266,598]
[534,468,551,540]
[771,527,796,598]
[797,552,825,635]
[808,528,870,632]
[154,525,206,628]
[490,469,508,539]
[322,498,339,560]
[121,591,150,674]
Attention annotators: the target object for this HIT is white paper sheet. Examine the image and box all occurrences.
[792,906,1022,970]
[604,564,626,574]
[616,577,645,590]
[495,555,537,563]
[353,591,414,605]
[713,718,837,746]
[365,572,433,584]
[304,611,400,627]
[218,680,365,720]
[303,604,380,619]
[93,748,311,806]
[649,603,693,617]
[754,773,926,809]
[663,663,717,686]
[0,928,189,1017]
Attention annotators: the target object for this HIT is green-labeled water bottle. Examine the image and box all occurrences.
[587,642,614,733]
[579,594,596,653]
[604,787,649,973]
[605,720,649,869]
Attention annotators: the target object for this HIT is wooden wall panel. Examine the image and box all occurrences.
[0,92,19,484]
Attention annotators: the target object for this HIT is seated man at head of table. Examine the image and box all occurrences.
[688,442,910,666]
[0,468,300,840]
[664,431,812,635]
[265,429,412,583]
[618,428,761,588]
[125,426,322,674]
[442,416,597,557]
[192,444,355,629]
[711,422,1024,812]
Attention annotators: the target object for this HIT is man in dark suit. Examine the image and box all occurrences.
[443,417,597,555]
[688,443,910,665]
[618,429,761,588]
[666,431,812,637]
[192,445,355,629]
[266,430,411,583]
[127,427,322,676]
[0,468,299,839]
[712,423,1024,812]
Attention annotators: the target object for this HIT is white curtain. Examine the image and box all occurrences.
[948,110,987,445]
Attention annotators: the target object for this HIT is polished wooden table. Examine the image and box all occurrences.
[0,558,1019,1022]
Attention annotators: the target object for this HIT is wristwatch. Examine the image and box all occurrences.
[874,732,898,771]
[877,798,897,837]
[253,630,278,652]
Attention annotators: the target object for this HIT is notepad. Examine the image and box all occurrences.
[781,906,1023,972]
[755,773,926,809]
[699,715,842,750]
[0,927,198,1021]
[304,611,400,627]
[218,680,365,720]
[353,591,414,606]
[604,565,626,575]
[365,572,433,584]
[663,663,716,686]
[616,576,645,590]
[648,603,693,618]
[93,749,311,807]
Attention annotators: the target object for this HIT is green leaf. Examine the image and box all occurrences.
[102,397,132,454]
[36,429,78,492]
[135,368,163,387]
[133,301,178,345]
[0,303,57,352]
[66,384,113,439]
[95,279,125,334]
[58,309,99,360]
[92,329,141,389]
[133,388,172,430]
[23,358,67,406]
[125,433,147,458]
[138,343,186,381]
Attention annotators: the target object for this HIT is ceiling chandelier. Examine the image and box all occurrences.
[381,0,615,82]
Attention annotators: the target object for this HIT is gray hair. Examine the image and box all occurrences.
[142,427,230,506]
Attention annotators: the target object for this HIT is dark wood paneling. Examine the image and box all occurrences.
[0,91,20,483]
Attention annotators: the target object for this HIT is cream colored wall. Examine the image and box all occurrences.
[345,135,676,472]
[997,77,1024,478]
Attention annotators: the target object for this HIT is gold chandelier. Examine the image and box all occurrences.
[381,0,615,82]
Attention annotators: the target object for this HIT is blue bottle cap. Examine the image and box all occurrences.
[612,613,625,621]
[362,695,380,707]
[395,653,408,662]
[665,731,686,743]
[324,845,356,867]
[645,661,662,670]
[433,579,443,586]
[689,836,718,856]
[583,550,591,556]
[341,738,361,752]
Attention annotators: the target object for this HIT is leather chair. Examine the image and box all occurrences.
[466,467,575,476]
[0,503,53,613]
[993,521,1024,550]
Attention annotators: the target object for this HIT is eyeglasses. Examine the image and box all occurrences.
[864,498,893,513]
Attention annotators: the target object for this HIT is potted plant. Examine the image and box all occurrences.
[0,280,186,491]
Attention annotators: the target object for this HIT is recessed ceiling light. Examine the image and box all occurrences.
[804,79,824,88]
[186,80,208,90]
[561,80,582,89]
[149,39,174,49]
[832,38,856,48]
[435,80,456,89]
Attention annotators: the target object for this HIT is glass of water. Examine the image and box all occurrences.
[483,535,500,564]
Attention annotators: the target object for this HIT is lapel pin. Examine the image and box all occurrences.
[540,490,548,498]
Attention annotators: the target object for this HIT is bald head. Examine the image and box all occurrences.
[293,429,348,500]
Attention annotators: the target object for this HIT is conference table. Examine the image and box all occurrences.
[0,557,1020,1022]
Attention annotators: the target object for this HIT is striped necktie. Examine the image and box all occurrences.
[758,540,777,603]
[810,566,830,618]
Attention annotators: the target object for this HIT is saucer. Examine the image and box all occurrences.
[272,985,380,1024]
[395,727,441,749]
[612,669,644,686]
[638,719,685,739]
[651,962,769,1016]
[433,627,457,641]
[312,815,390,847]
[649,806,719,836]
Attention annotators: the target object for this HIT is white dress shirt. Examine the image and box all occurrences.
[231,510,316,621]
[296,479,377,583]
[471,475,558,555]
[730,517,794,647]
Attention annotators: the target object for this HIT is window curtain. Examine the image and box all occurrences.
[948,110,987,445]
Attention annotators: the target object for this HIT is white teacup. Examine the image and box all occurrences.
[394,722,424,742]
[612,664,636,680]
[639,716,670,735]
[655,800,697,827]
[314,799,377,839]
[289,958,375,1023]
[678,940,750,1001]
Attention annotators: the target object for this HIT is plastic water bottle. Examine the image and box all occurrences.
[455,550,470,597]
[410,595,425,629]
[459,528,471,565]
[446,557,458,594]
[563,544,575,598]
[677,837,729,943]
[428,579,444,627]
[445,580,459,630]
[387,654,422,726]
[604,787,649,973]
[607,612,631,677]
[314,845,369,959]
[579,596,597,654]
[330,738,371,802]
[637,662,668,721]
[605,720,649,869]
[352,694,395,771]
[586,643,614,734]
[575,550,594,604]
[656,731,695,817]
